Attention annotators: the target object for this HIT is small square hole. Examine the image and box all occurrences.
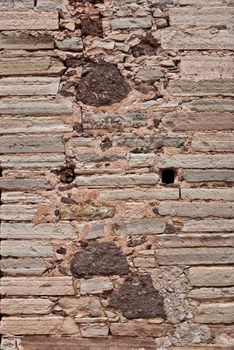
[161,168,175,184]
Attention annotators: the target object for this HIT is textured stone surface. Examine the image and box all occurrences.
[76,62,129,106]
[0,135,64,154]
[1,258,46,276]
[20,337,157,349]
[1,222,76,239]
[75,174,159,187]
[195,302,234,324]
[162,113,234,131]
[71,242,129,278]
[0,98,72,115]
[156,248,234,265]
[0,77,59,96]
[0,11,58,30]
[61,204,115,221]
[114,218,166,235]
[0,277,74,296]
[1,299,53,315]
[159,202,234,218]
[80,277,113,295]
[161,29,234,50]
[1,241,53,258]
[109,275,165,319]
[0,32,54,50]
[188,267,234,287]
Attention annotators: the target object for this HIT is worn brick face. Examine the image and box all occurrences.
[0,0,233,347]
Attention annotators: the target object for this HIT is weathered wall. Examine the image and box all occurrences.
[0,0,234,349]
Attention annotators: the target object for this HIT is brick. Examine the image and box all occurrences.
[158,234,234,248]
[0,117,72,134]
[80,277,113,295]
[183,219,234,233]
[75,174,159,188]
[0,11,58,30]
[159,201,234,218]
[189,287,234,301]
[114,218,166,235]
[169,7,234,26]
[0,77,59,96]
[0,178,51,191]
[0,204,36,221]
[2,192,49,204]
[0,154,65,168]
[181,188,234,201]
[0,57,65,76]
[1,241,53,258]
[0,0,34,10]
[162,112,234,131]
[187,99,234,112]
[191,133,234,152]
[0,316,64,335]
[188,266,234,287]
[80,324,109,337]
[1,222,77,240]
[179,0,224,4]
[158,154,234,168]
[0,277,74,296]
[20,337,157,350]
[110,17,152,30]
[110,322,173,337]
[83,111,147,129]
[128,153,156,168]
[113,132,186,148]
[195,302,234,324]
[1,298,53,315]
[0,32,54,50]
[61,204,115,221]
[168,80,234,97]
[0,98,72,115]
[58,297,103,317]
[99,188,179,201]
[184,170,234,182]
[0,135,64,154]
[135,68,164,82]
[161,28,234,50]
[180,57,234,80]
[1,258,46,276]
[37,0,64,9]
[156,247,234,265]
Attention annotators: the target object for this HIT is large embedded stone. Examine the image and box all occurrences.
[109,275,165,319]
[71,242,129,278]
[76,62,129,106]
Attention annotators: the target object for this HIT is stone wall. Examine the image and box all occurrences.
[0,0,234,349]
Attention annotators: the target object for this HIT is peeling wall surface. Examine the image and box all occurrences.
[0,0,234,349]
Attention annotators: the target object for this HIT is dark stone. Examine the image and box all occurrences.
[81,16,103,38]
[56,247,67,255]
[131,34,160,58]
[70,242,129,278]
[76,61,130,107]
[109,275,165,319]
[100,137,112,151]
[60,167,76,184]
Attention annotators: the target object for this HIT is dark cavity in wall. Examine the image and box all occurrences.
[70,242,129,278]
[161,168,175,185]
[109,275,166,319]
[76,61,130,107]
